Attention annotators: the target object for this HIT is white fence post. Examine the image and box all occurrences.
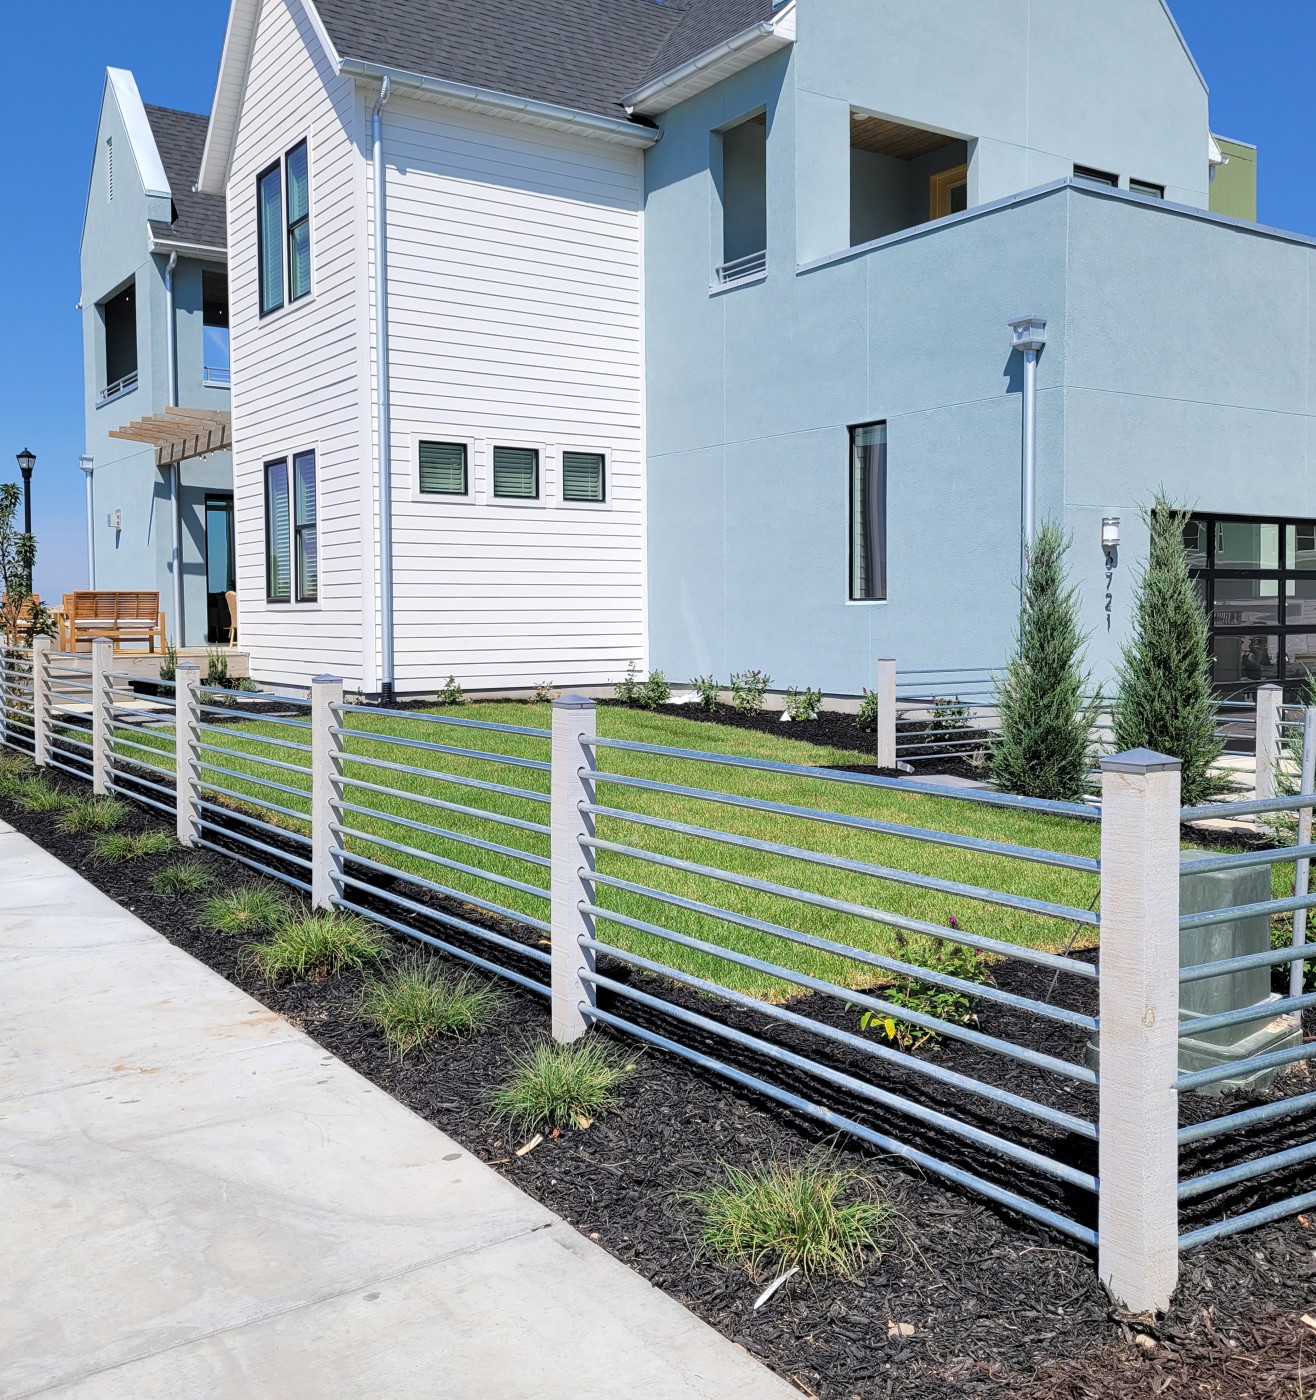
[876,657,897,770]
[551,695,597,1042]
[31,634,51,768]
[311,674,344,909]
[175,662,202,847]
[90,637,113,796]
[1292,706,1316,999]
[1255,682,1282,801]
[1098,748,1182,1314]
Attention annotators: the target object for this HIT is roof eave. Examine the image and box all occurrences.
[338,57,660,148]
[624,3,797,118]
[147,228,229,262]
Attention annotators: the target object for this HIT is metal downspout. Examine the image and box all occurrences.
[1008,316,1048,581]
[165,251,184,646]
[372,77,395,704]
[80,456,95,587]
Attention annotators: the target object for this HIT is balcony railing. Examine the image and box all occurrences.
[203,365,232,388]
[715,250,767,286]
[97,371,139,405]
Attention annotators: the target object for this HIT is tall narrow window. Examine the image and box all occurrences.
[202,271,230,387]
[418,441,468,495]
[493,447,539,500]
[562,451,605,503]
[265,459,291,602]
[100,282,138,400]
[285,141,311,302]
[849,423,887,601]
[293,451,318,602]
[257,162,284,315]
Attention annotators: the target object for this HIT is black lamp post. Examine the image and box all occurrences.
[15,449,35,536]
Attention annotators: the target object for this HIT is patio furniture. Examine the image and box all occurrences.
[59,591,165,652]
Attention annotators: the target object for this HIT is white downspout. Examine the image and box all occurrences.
[80,456,95,587]
[1008,316,1047,580]
[372,77,395,703]
[165,251,185,646]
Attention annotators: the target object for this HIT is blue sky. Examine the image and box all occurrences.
[1,1,1312,598]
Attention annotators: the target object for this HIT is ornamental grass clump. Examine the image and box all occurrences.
[199,883,292,936]
[692,1160,890,1279]
[1112,496,1225,808]
[149,857,217,897]
[991,522,1099,802]
[361,957,504,1059]
[9,774,68,813]
[91,829,178,865]
[490,1037,631,1134]
[56,794,130,834]
[247,910,389,983]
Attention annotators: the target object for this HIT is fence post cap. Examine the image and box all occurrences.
[1258,682,1283,692]
[552,694,596,711]
[311,673,342,684]
[1100,747,1181,775]
[92,636,112,647]
[176,660,201,672]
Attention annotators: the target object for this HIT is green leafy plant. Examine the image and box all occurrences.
[784,686,822,722]
[856,688,881,733]
[235,676,261,693]
[1112,496,1225,808]
[730,669,772,716]
[691,675,721,713]
[56,794,130,834]
[691,1160,890,1279]
[159,640,179,685]
[200,883,292,936]
[614,661,642,705]
[436,674,464,706]
[530,680,558,704]
[247,910,389,982]
[858,933,987,1052]
[91,829,178,865]
[8,774,67,812]
[149,858,217,897]
[490,1037,631,1134]
[991,523,1100,801]
[361,957,504,1059]
[639,669,671,709]
[205,648,230,688]
[0,480,55,646]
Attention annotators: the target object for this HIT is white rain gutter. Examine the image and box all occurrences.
[165,251,185,647]
[372,76,396,703]
[340,57,659,149]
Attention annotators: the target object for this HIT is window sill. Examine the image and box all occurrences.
[258,294,316,325]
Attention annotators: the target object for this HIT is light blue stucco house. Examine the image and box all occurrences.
[179,0,1302,701]
[80,69,234,649]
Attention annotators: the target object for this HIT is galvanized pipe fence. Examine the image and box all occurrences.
[4,641,1316,1314]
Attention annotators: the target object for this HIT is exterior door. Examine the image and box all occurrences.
[204,493,236,643]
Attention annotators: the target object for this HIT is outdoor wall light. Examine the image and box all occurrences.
[1102,516,1121,553]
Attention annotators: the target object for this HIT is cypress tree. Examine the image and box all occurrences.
[991,522,1098,801]
[1112,496,1224,807]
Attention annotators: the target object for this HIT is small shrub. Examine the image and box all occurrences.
[490,1037,631,1134]
[856,689,881,733]
[91,829,177,865]
[614,661,642,705]
[9,775,68,812]
[159,640,179,685]
[149,858,217,897]
[928,697,972,739]
[692,1160,890,1279]
[235,677,262,694]
[730,669,772,716]
[247,910,389,982]
[859,934,987,1051]
[530,680,558,704]
[436,674,464,706]
[361,957,503,1059]
[200,883,291,936]
[639,669,671,709]
[57,794,130,834]
[691,675,721,713]
[784,686,822,722]
[205,648,230,688]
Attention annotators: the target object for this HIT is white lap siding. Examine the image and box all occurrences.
[377,97,646,692]
[227,0,367,688]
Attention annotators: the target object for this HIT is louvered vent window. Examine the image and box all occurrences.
[562,452,605,503]
[418,441,468,495]
[107,138,114,202]
[492,447,539,500]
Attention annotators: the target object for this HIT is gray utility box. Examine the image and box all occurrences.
[1090,854,1302,1096]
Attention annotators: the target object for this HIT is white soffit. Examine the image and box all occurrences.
[625,3,797,117]
[107,68,171,200]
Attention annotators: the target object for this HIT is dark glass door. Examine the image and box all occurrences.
[205,494,236,644]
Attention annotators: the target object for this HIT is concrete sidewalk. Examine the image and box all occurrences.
[0,824,797,1399]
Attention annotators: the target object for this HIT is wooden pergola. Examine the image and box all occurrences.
[109,407,231,467]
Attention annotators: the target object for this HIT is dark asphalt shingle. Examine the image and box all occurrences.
[639,0,780,86]
[145,105,227,250]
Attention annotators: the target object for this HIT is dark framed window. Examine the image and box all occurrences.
[1074,164,1118,187]
[848,423,887,601]
[562,451,605,503]
[293,450,317,602]
[1130,179,1165,199]
[493,446,539,500]
[257,162,284,316]
[264,459,291,602]
[418,441,469,495]
[286,141,311,302]
[1186,511,1316,698]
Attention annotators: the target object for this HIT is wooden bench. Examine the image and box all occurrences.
[58,592,165,653]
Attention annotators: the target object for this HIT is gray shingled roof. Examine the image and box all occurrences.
[145,106,227,250]
[314,0,780,122]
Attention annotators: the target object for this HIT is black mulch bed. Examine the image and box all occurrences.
[7,767,1316,1397]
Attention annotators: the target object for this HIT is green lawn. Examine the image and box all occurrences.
[112,701,1108,1001]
